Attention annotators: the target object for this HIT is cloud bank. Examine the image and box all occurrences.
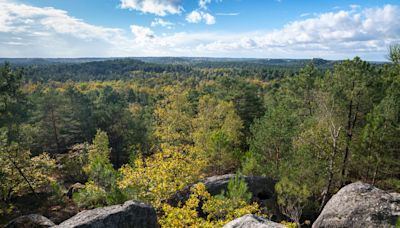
[0,0,399,60]
[119,0,182,16]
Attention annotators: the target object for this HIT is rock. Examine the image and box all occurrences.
[223,214,286,228]
[167,174,281,219]
[6,214,55,228]
[168,174,276,204]
[313,182,400,228]
[56,200,158,228]
[66,183,85,199]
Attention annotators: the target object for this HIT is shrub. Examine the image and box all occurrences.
[160,174,263,228]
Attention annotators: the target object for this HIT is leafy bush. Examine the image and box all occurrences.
[160,174,262,227]
[73,130,126,208]
[118,144,206,207]
[50,181,66,204]
[73,181,107,208]
[275,177,310,225]
[58,143,89,183]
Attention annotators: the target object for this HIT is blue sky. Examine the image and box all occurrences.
[1,0,400,60]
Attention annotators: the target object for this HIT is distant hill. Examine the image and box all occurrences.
[0,57,386,82]
[0,57,337,67]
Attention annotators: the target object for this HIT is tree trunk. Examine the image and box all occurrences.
[50,107,61,153]
[341,98,358,186]
[320,126,341,212]
[7,155,39,199]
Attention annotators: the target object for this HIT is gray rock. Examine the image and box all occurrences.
[167,174,281,220]
[223,214,286,228]
[56,200,157,228]
[6,214,55,228]
[204,174,276,197]
[313,182,400,228]
[168,174,275,204]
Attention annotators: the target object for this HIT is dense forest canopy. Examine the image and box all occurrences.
[0,52,399,227]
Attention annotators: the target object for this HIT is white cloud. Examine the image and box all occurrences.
[131,25,155,42]
[0,0,127,57]
[151,18,174,28]
[216,12,240,16]
[196,5,400,59]
[203,12,216,24]
[186,10,216,25]
[0,0,399,60]
[350,4,361,10]
[199,0,211,9]
[186,10,202,23]
[300,13,310,17]
[119,0,182,16]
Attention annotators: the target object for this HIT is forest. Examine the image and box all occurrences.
[0,46,399,227]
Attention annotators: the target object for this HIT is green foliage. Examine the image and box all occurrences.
[58,143,89,183]
[192,95,243,174]
[225,173,252,205]
[0,128,56,201]
[74,130,125,208]
[388,43,400,64]
[275,177,310,225]
[50,181,66,204]
[73,181,107,208]
[1,52,400,225]
[0,63,27,143]
[245,104,299,178]
[203,174,254,221]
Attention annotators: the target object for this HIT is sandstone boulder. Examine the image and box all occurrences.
[6,214,55,228]
[313,182,400,228]
[56,200,157,228]
[223,214,286,228]
[168,174,275,204]
[167,174,280,218]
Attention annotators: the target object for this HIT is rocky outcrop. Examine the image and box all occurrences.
[167,174,280,219]
[313,182,400,228]
[169,174,275,204]
[204,174,276,197]
[6,214,55,228]
[223,214,286,228]
[56,200,157,228]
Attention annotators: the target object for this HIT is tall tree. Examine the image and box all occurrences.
[192,95,243,174]
[0,63,27,143]
[328,58,376,185]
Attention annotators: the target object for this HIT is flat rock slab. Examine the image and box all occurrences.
[6,214,55,228]
[223,214,286,228]
[55,200,157,228]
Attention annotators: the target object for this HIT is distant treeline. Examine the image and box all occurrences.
[1,57,344,82]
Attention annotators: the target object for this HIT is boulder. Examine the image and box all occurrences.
[66,183,85,199]
[56,200,157,228]
[313,182,400,228]
[6,214,55,228]
[167,174,280,219]
[168,174,276,204]
[223,214,286,228]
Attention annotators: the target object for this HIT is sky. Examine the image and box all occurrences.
[0,0,400,60]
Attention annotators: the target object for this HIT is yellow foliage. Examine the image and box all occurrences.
[192,95,243,174]
[159,183,262,228]
[118,145,207,207]
[153,87,194,145]
[0,148,56,200]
